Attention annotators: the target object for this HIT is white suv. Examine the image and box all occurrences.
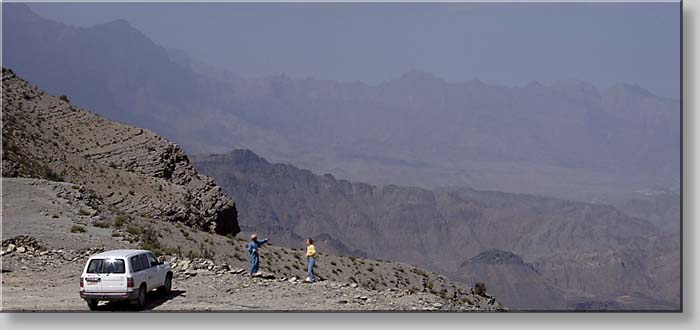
[79,249,172,310]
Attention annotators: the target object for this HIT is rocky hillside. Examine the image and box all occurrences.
[1,237,500,311]
[192,149,680,310]
[1,177,503,311]
[1,71,503,311]
[1,68,239,235]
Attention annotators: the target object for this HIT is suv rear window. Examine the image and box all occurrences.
[86,258,126,274]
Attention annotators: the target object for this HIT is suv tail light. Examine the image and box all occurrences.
[80,277,84,288]
[127,277,134,288]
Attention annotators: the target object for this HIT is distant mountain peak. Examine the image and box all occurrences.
[401,69,436,78]
[550,79,599,92]
[231,148,266,162]
[95,18,133,28]
[606,83,654,98]
[394,69,445,84]
[468,249,525,265]
[90,18,147,38]
[3,2,62,27]
[549,79,602,101]
[3,2,36,16]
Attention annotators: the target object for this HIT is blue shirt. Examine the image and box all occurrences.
[248,239,268,257]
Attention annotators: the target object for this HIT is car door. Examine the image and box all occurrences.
[129,255,147,290]
[145,253,165,288]
[83,258,103,292]
[99,258,127,293]
[139,253,157,290]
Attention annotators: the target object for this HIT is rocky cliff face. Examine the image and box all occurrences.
[1,68,239,235]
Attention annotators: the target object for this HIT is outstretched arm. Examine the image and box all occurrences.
[258,239,269,246]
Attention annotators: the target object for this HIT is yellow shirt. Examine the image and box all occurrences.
[306,244,317,258]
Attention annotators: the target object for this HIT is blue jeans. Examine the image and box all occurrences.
[307,257,316,282]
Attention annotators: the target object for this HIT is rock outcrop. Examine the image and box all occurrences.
[460,250,566,310]
[1,68,239,235]
[468,249,525,265]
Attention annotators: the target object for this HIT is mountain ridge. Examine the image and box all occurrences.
[192,148,680,310]
[2,3,680,203]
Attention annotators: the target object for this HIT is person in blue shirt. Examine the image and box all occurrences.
[247,234,268,276]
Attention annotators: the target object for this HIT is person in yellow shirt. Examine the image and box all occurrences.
[306,238,317,283]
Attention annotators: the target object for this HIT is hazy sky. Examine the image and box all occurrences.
[26,1,681,99]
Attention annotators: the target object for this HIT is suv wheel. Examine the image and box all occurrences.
[134,284,147,310]
[87,299,99,311]
[162,274,172,294]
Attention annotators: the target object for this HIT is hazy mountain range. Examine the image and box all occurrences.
[3,3,680,204]
[1,4,681,310]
